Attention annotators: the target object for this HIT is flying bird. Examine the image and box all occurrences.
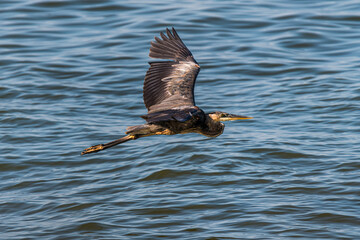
[81,27,252,155]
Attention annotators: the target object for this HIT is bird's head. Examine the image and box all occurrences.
[208,111,253,122]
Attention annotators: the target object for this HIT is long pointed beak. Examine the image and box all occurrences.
[220,114,253,121]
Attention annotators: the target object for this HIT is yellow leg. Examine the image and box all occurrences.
[81,129,172,155]
[81,135,136,155]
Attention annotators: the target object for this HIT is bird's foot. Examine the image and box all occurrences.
[81,144,104,155]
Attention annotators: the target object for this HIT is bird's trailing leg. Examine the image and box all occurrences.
[81,135,136,155]
[81,124,172,155]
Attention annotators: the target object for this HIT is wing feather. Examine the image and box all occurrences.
[143,27,200,113]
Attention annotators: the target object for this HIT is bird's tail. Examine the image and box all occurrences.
[81,135,135,155]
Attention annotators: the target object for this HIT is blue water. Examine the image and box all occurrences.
[1,0,360,239]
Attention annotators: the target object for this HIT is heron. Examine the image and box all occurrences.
[81,27,252,155]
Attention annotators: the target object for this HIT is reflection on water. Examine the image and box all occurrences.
[1,0,360,239]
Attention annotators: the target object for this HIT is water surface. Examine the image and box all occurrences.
[1,0,360,239]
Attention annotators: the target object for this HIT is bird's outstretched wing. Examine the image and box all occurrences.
[143,27,200,115]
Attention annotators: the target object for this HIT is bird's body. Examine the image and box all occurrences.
[129,106,224,137]
[81,28,252,155]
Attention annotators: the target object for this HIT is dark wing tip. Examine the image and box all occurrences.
[149,27,197,63]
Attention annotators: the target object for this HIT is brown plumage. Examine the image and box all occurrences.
[81,27,252,155]
[143,28,200,113]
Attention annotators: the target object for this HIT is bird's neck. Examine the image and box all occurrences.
[201,115,225,137]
